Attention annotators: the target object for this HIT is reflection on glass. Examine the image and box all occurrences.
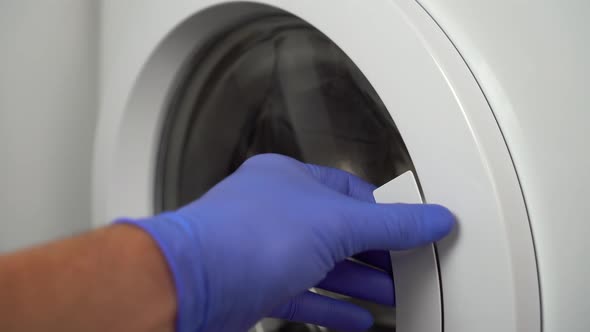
[158,15,413,332]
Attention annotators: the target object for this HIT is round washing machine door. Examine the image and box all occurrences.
[95,1,541,331]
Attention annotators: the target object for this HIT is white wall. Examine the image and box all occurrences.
[0,1,98,251]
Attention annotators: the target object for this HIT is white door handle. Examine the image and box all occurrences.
[374,171,442,332]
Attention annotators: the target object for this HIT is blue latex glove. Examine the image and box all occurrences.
[117,154,454,332]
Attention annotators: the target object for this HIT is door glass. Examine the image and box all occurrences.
[157,15,413,332]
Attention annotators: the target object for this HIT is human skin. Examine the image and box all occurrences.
[0,224,176,332]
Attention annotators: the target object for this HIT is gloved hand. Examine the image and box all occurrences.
[117,154,454,332]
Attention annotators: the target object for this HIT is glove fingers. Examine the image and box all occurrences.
[269,291,373,332]
[316,260,394,306]
[304,164,376,202]
[353,250,393,273]
[347,203,455,253]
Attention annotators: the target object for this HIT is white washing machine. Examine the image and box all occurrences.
[94,1,590,331]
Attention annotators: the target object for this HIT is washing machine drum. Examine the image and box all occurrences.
[157,16,413,208]
[157,16,407,331]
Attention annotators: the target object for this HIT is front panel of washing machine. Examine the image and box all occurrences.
[96,1,582,331]
[418,1,590,330]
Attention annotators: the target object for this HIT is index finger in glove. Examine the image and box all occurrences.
[341,202,455,255]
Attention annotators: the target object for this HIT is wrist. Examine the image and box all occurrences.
[115,213,208,332]
[106,224,177,332]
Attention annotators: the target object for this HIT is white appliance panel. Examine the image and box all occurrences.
[418,1,590,329]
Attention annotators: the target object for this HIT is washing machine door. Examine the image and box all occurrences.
[96,1,541,331]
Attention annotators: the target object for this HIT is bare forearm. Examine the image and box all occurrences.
[0,224,176,332]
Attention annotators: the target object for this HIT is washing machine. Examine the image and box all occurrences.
[94,1,590,331]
